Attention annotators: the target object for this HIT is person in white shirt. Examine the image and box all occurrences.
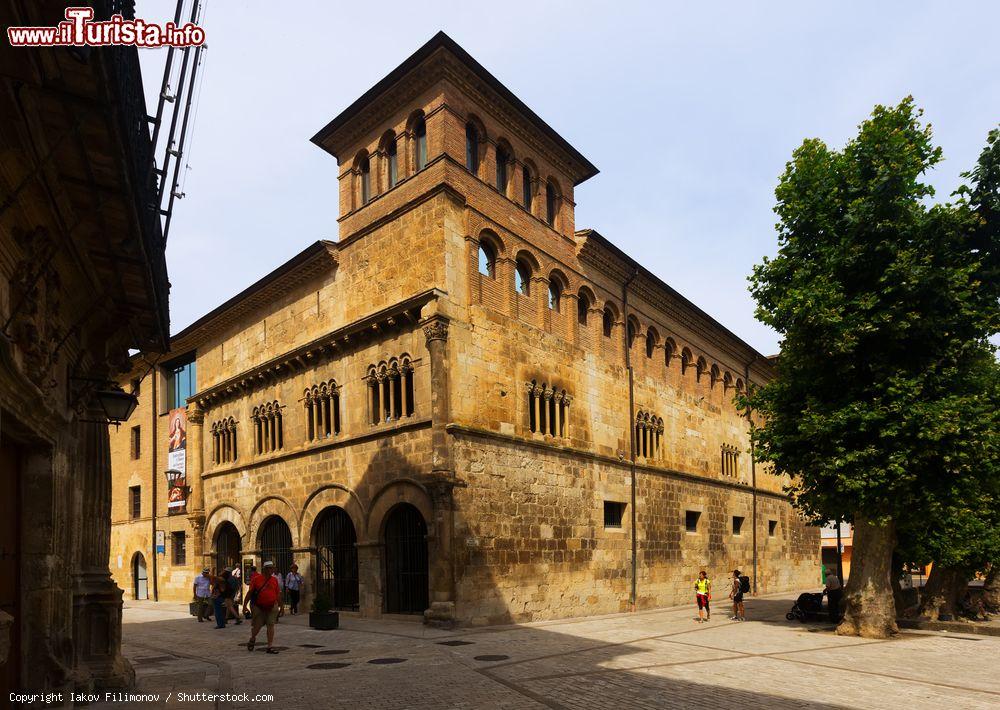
[284,564,303,615]
[192,568,212,622]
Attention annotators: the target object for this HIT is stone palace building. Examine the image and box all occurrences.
[109,32,818,626]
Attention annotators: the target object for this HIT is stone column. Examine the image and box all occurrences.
[187,405,206,563]
[421,316,457,626]
[72,407,133,689]
[356,541,383,618]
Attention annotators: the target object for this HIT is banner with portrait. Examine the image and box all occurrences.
[166,407,188,513]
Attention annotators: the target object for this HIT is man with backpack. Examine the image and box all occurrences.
[730,569,750,621]
[243,560,283,653]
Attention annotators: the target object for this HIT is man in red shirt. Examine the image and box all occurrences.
[243,560,284,653]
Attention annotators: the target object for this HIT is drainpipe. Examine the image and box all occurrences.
[743,358,757,596]
[623,268,639,609]
[151,369,159,601]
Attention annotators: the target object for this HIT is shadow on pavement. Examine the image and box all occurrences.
[93,594,863,710]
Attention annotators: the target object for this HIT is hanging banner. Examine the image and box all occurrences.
[166,407,188,513]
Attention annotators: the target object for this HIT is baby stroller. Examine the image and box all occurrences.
[786,592,826,622]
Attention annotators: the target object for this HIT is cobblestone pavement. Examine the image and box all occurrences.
[86,593,1000,709]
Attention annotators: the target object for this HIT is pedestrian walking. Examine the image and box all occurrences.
[824,571,843,623]
[694,570,712,622]
[211,569,228,629]
[729,569,746,621]
[231,564,243,604]
[244,560,284,654]
[193,568,213,623]
[285,564,303,615]
[223,568,242,625]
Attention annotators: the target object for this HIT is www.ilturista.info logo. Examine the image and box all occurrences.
[7,7,206,48]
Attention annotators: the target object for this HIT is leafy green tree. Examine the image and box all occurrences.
[745,100,999,638]
[894,352,1000,620]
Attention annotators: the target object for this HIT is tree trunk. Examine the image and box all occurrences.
[919,565,967,620]
[836,515,898,638]
[983,564,1000,614]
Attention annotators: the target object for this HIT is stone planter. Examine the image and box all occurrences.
[309,611,339,630]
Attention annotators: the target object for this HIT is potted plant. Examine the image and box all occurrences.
[309,593,339,630]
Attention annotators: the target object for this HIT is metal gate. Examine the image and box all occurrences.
[314,507,359,610]
[258,516,292,578]
[383,504,428,614]
[214,522,241,573]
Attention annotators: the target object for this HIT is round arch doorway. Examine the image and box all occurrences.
[383,503,428,614]
[313,506,359,610]
[132,552,148,600]
[214,521,242,574]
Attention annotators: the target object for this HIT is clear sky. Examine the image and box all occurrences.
[136,0,1000,354]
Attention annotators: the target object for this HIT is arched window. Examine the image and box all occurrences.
[545,181,557,226]
[627,319,637,350]
[602,307,614,338]
[413,115,427,171]
[496,143,509,193]
[548,281,561,311]
[515,260,531,296]
[386,136,398,188]
[465,122,480,174]
[577,291,590,325]
[645,331,656,358]
[664,338,676,366]
[359,154,371,205]
[522,165,533,211]
[478,242,496,278]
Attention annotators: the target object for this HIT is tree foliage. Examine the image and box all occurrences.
[747,99,999,526]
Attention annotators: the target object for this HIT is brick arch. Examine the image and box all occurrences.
[367,478,435,543]
[300,484,368,544]
[204,503,249,550]
[248,495,300,548]
[476,228,507,257]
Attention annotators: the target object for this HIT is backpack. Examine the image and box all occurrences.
[739,575,751,594]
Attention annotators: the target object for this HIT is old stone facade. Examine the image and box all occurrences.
[1,0,170,695]
[109,32,818,626]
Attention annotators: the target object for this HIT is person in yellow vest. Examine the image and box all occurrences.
[694,570,712,622]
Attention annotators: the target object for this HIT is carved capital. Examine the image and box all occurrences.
[187,407,205,426]
[422,318,449,343]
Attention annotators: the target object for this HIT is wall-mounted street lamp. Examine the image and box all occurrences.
[69,378,139,426]
[94,384,139,425]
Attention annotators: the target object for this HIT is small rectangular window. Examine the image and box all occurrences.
[732,516,745,536]
[130,425,141,460]
[768,520,778,537]
[171,531,186,566]
[604,501,626,528]
[129,486,141,520]
[685,510,701,533]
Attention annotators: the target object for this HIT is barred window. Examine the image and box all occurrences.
[526,380,571,438]
[305,380,341,441]
[129,486,141,519]
[252,401,284,454]
[171,531,186,566]
[604,501,626,528]
[211,417,238,464]
[367,356,414,425]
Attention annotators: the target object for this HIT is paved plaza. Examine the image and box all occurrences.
[92,593,999,709]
